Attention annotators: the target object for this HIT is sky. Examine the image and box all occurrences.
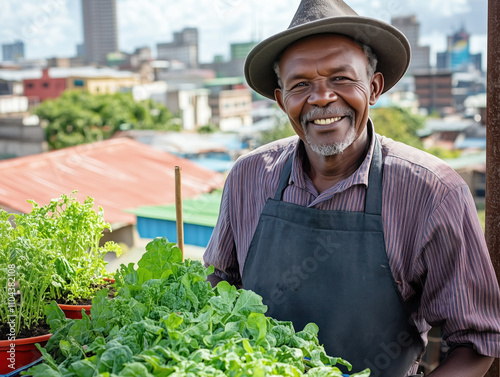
[0,0,488,67]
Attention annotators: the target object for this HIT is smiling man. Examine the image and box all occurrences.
[203,1,500,376]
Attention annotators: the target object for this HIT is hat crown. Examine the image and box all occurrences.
[289,0,358,28]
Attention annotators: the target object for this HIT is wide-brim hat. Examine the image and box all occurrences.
[244,0,411,100]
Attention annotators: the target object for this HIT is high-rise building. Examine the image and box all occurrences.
[81,0,119,65]
[230,42,257,60]
[2,40,25,62]
[391,15,430,73]
[157,28,199,68]
[437,27,482,73]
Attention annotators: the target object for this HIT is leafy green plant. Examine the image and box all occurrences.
[18,192,122,302]
[0,192,121,337]
[0,211,54,335]
[26,237,370,376]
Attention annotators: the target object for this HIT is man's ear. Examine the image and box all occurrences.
[275,88,286,113]
[369,72,384,105]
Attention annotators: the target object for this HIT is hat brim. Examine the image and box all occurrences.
[244,16,411,100]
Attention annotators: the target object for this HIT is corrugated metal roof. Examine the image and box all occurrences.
[127,190,222,227]
[0,138,225,225]
[445,151,486,170]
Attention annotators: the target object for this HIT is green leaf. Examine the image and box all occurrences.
[69,358,99,377]
[137,237,182,279]
[119,362,155,377]
[232,289,267,317]
[136,267,153,286]
[21,363,63,377]
[246,312,267,344]
[98,345,133,374]
[164,312,183,331]
[44,301,67,332]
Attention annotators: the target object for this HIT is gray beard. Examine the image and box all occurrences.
[300,108,356,156]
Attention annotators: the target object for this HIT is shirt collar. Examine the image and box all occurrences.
[289,119,376,193]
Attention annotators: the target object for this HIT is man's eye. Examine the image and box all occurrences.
[291,82,306,89]
[333,76,348,81]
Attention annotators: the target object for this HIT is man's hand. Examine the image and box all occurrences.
[207,273,224,288]
[427,346,494,377]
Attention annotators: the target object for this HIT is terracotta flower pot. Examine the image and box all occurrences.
[58,278,115,319]
[0,333,51,374]
[57,303,91,319]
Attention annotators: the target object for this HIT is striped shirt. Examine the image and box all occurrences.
[203,123,500,358]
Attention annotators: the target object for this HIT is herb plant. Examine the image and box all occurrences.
[26,237,370,376]
[0,211,54,336]
[0,192,121,337]
[20,192,122,302]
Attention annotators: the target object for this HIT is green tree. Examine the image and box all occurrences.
[258,107,296,146]
[370,107,462,159]
[370,106,424,149]
[34,90,180,150]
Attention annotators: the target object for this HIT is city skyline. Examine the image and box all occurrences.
[0,0,488,68]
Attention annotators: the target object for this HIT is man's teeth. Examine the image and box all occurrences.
[312,117,342,125]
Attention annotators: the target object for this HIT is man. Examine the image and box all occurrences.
[203,0,500,376]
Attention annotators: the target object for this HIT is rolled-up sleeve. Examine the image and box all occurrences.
[418,184,500,357]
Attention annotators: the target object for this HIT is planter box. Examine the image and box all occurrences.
[0,333,51,374]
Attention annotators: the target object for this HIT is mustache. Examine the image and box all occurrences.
[300,107,354,126]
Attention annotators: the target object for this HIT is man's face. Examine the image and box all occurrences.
[275,34,383,156]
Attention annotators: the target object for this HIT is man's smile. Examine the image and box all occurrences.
[312,116,343,125]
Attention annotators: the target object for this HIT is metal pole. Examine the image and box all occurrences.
[485,0,500,376]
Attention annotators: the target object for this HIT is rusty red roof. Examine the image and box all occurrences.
[0,138,225,225]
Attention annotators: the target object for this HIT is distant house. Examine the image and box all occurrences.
[23,68,67,102]
[112,129,242,173]
[205,77,253,131]
[417,117,483,151]
[445,151,486,207]
[22,67,140,103]
[166,86,212,130]
[128,190,222,247]
[414,69,454,115]
[0,114,46,159]
[0,138,224,246]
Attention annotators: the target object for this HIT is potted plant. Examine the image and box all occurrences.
[26,192,121,318]
[0,210,53,374]
[0,192,121,374]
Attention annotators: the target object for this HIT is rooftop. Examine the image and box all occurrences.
[0,138,224,225]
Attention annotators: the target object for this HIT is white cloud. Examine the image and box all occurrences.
[0,0,487,67]
[0,0,80,59]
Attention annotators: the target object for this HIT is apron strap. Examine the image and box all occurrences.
[273,156,293,201]
[365,135,383,216]
[273,135,384,216]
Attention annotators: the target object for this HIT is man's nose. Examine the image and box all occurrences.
[307,82,338,107]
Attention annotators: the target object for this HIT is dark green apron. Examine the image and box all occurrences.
[242,137,424,376]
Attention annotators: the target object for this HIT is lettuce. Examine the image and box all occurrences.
[25,237,369,377]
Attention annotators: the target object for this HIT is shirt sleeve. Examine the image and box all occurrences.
[417,184,500,358]
[203,171,242,286]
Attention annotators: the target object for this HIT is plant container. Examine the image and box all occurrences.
[0,333,51,374]
[58,278,115,319]
[57,303,91,319]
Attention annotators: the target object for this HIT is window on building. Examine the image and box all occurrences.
[42,82,49,88]
[74,79,84,87]
[26,83,34,89]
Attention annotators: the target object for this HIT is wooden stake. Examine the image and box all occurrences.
[175,166,184,260]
